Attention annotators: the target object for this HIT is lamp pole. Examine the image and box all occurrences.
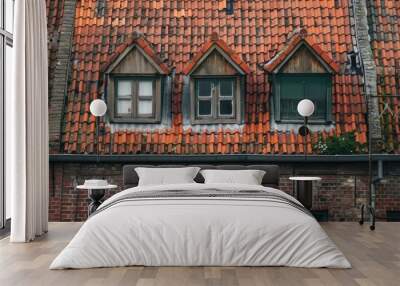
[304,116,308,160]
[297,99,315,160]
[90,99,107,163]
[96,116,100,163]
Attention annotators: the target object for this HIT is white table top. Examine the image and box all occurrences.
[76,185,118,190]
[289,176,322,181]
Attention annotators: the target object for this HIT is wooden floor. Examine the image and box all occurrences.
[0,222,399,286]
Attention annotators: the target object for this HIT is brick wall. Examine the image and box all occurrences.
[49,161,400,222]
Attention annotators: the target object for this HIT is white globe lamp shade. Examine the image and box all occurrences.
[90,99,107,117]
[297,99,315,117]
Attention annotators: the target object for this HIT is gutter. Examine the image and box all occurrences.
[49,154,400,164]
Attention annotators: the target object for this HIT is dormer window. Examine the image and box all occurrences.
[115,77,156,118]
[195,78,236,120]
[274,73,331,122]
[102,34,170,123]
[264,29,339,124]
[183,33,250,124]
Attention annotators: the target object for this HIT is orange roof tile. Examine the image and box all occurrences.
[47,0,370,155]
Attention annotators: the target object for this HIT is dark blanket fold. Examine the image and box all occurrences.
[92,189,312,218]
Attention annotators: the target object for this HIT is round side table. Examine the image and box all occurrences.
[77,184,117,216]
[289,176,321,210]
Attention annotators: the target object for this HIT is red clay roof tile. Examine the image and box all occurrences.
[50,0,371,155]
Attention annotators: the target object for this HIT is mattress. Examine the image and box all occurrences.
[50,183,351,269]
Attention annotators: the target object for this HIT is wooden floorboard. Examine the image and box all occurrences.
[0,222,399,286]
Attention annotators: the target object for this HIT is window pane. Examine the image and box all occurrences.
[0,1,2,28]
[198,100,211,116]
[306,79,327,119]
[118,80,131,97]
[219,79,234,97]
[197,80,212,97]
[138,100,153,115]
[5,44,13,98]
[5,0,14,33]
[5,43,13,220]
[117,99,131,114]
[220,100,233,116]
[138,80,153,97]
[280,77,304,120]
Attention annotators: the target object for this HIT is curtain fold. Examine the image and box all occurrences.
[9,0,49,242]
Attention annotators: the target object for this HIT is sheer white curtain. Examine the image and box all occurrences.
[8,0,49,242]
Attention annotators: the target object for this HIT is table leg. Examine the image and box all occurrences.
[296,181,313,210]
[88,189,105,216]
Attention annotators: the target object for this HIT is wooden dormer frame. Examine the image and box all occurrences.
[103,34,170,124]
[264,28,339,74]
[183,33,249,125]
[265,29,338,124]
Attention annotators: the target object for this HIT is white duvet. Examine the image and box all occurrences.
[50,183,351,269]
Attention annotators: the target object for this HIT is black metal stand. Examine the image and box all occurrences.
[296,181,313,210]
[359,180,377,231]
[359,203,376,230]
[358,91,386,231]
[88,189,105,216]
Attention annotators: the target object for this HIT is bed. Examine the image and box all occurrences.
[50,164,351,269]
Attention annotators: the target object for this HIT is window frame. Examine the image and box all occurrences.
[190,75,243,124]
[273,73,332,124]
[108,74,163,124]
[0,0,14,230]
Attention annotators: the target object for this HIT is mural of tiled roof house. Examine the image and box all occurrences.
[46,0,400,222]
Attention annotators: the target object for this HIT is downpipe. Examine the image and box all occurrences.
[360,160,383,230]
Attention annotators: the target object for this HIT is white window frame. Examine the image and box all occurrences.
[0,0,14,229]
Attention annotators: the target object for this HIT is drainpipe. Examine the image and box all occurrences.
[352,0,382,149]
[370,160,383,229]
[353,0,383,230]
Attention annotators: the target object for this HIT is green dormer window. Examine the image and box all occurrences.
[274,73,332,123]
[265,32,339,124]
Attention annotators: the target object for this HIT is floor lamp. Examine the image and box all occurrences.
[297,99,315,159]
[89,99,107,162]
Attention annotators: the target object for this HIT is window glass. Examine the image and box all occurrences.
[117,100,131,114]
[5,0,14,33]
[219,79,233,97]
[138,100,152,115]
[117,80,131,115]
[306,79,327,120]
[198,100,212,116]
[5,44,13,98]
[219,100,233,116]
[278,75,328,121]
[138,81,153,97]
[195,78,237,120]
[280,77,303,120]
[117,80,131,97]
[114,78,158,119]
[197,80,213,98]
[0,1,2,28]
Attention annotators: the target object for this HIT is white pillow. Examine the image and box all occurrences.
[200,169,266,185]
[135,167,200,186]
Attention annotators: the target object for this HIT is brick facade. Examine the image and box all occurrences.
[48,161,400,222]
